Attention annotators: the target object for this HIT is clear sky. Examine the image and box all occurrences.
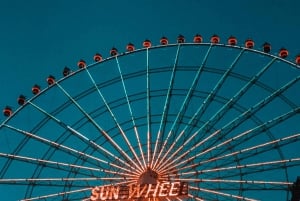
[0,0,300,200]
[1,0,300,112]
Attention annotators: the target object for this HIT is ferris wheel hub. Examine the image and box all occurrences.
[138,167,159,185]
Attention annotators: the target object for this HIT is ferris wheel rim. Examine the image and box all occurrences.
[0,37,300,200]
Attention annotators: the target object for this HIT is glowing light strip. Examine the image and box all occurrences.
[3,124,140,177]
[146,48,151,167]
[154,45,213,171]
[84,66,144,173]
[200,133,300,166]
[20,187,92,201]
[171,157,300,177]
[188,194,204,201]
[183,48,245,135]
[115,56,146,170]
[163,129,253,174]
[151,44,181,168]
[56,83,143,174]
[161,106,300,174]
[193,57,277,139]
[0,177,125,183]
[159,73,300,173]
[0,151,137,178]
[156,130,220,173]
[156,49,245,171]
[27,101,136,173]
[189,185,259,201]
[202,158,300,173]
[0,152,89,175]
[176,178,292,185]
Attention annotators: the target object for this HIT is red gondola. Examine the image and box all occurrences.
[263,42,271,53]
[193,34,202,43]
[143,39,152,48]
[110,47,118,56]
[32,84,40,95]
[63,67,71,77]
[228,36,237,45]
[77,59,86,68]
[177,35,185,43]
[296,55,300,65]
[93,53,103,62]
[210,35,220,44]
[279,48,288,58]
[245,39,254,48]
[160,37,168,45]
[3,106,12,117]
[126,43,135,52]
[47,75,55,86]
[18,95,26,105]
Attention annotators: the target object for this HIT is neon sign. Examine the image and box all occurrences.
[90,182,188,201]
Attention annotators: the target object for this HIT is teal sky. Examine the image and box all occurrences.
[0,1,300,200]
[1,0,300,113]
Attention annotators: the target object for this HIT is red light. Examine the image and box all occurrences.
[296,55,300,65]
[228,36,237,45]
[279,48,288,58]
[143,39,152,48]
[93,53,103,62]
[47,75,55,86]
[193,34,202,43]
[160,37,168,45]
[126,43,135,52]
[32,84,40,95]
[245,39,254,48]
[3,106,12,117]
[211,35,220,44]
[77,59,86,68]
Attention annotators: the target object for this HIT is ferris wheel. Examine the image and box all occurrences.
[1,34,300,201]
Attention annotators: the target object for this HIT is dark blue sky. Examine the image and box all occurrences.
[1,0,300,114]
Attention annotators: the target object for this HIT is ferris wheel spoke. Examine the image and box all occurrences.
[114,56,147,169]
[27,101,136,171]
[155,48,245,171]
[160,106,300,175]
[151,44,181,168]
[187,194,204,201]
[171,157,300,177]
[195,57,277,139]
[2,124,138,176]
[213,75,300,141]
[200,157,300,175]
[189,185,259,201]
[157,75,300,173]
[178,178,292,190]
[199,133,300,168]
[190,107,300,166]
[146,48,152,166]
[0,152,110,178]
[20,187,92,201]
[177,48,245,142]
[83,65,145,172]
[154,45,213,171]
[156,129,221,173]
[0,177,125,186]
[56,82,143,173]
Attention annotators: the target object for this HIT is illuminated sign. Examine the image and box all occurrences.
[90,182,188,201]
